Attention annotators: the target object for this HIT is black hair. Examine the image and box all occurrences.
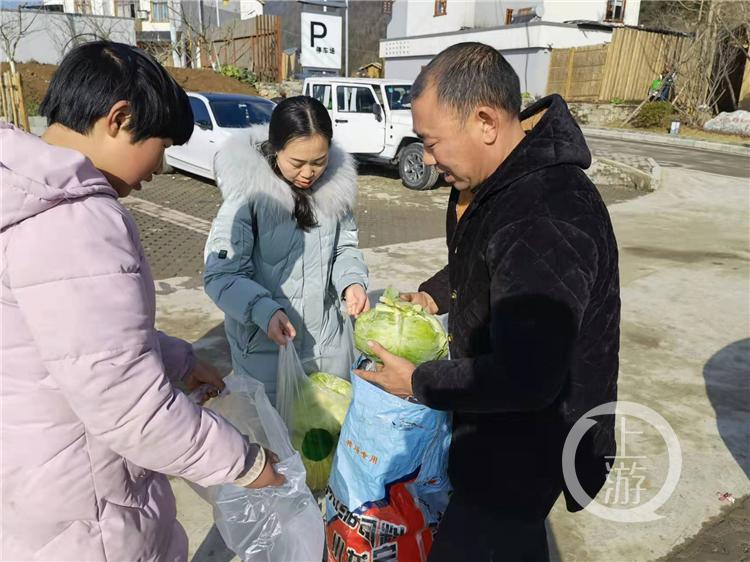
[40,41,193,145]
[261,96,333,231]
[412,42,522,121]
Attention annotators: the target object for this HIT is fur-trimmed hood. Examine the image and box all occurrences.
[214,124,357,221]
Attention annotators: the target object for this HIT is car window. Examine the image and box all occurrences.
[337,86,377,113]
[385,85,412,110]
[190,97,212,127]
[209,99,275,128]
[311,84,332,110]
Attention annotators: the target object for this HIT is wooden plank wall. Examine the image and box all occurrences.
[600,28,689,102]
[547,28,691,103]
[0,72,29,131]
[211,15,282,82]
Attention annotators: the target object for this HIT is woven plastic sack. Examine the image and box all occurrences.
[325,357,452,562]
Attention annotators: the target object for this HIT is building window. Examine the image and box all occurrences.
[383,0,393,15]
[434,0,447,17]
[151,0,169,22]
[115,0,137,18]
[605,0,626,22]
[74,0,92,14]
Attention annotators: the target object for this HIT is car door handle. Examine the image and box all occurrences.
[335,119,349,124]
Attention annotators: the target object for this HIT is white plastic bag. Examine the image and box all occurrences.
[189,374,324,562]
[275,341,353,492]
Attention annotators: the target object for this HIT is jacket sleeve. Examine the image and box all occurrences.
[156,331,196,383]
[412,217,599,413]
[418,265,451,314]
[7,198,263,487]
[203,199,283,334]
[332,211,369,298]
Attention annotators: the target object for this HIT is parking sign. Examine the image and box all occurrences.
[301,12,342,70]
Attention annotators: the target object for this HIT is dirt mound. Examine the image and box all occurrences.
[2,62,260,113]
[167,67,259,97]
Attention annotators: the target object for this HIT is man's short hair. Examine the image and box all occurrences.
[40,41,193,145]
[412,42,522,121]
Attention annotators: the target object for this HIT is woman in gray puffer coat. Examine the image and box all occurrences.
[204,97,369,401]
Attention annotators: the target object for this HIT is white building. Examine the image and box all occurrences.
[380,0,641,96]
[43,0,263,37]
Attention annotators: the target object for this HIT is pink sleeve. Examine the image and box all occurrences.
[156,331,196,383]
[7,198,251,487]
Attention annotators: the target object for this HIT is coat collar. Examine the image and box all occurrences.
[213,124,357,222]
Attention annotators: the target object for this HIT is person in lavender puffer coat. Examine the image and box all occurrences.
[0,42,283,562]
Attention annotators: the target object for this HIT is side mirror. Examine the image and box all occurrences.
[373,104,383,122]
[196,119,213,131]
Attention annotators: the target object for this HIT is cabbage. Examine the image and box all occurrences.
[291,372,352,491]
[354,287,449,365]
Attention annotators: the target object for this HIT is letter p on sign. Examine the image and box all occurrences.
[301,12,342,70]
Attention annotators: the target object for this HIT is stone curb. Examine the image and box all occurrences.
[582,126,750,157]
[589,157,661,192]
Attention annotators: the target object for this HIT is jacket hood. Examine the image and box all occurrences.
[475,94,591,204]
[213,124,357,221]
[1,122,117,230]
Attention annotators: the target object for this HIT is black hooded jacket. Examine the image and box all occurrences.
[414,95,620,518]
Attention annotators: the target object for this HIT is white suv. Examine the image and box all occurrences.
[302,77,439,190]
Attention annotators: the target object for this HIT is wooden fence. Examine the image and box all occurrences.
[547,28,692,102]
[211,15,282,82]
[0,71,29,132]
[546,44,608,101]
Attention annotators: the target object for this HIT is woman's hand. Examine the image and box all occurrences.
[267,310,296,346]
[344,284,371,317]
[400,291,439,315]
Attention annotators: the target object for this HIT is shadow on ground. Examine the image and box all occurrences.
[703,338,750,479]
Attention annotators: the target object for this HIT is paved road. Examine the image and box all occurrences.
[587,136,750,178]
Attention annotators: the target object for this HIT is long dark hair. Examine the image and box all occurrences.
[261,96,333,230]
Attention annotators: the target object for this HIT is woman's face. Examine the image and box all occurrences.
[275,133,330,190]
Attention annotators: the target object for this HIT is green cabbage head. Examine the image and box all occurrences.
[291,372,352,491]
[354,287,449,365]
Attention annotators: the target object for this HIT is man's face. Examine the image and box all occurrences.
[412,86,486,191]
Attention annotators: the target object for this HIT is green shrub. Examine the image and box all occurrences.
[610,97,626,105]
[632,101,674,129]
[219,64,257,86]
[26,100,40,116]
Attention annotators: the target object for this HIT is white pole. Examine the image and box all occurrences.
[215,0,220,27]
[344,0,349,77]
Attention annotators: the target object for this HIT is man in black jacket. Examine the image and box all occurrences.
[356,43,620,560]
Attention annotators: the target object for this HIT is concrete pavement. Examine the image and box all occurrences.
[156,167,748,561]
[582,127,750,157]
[586,136,750,179]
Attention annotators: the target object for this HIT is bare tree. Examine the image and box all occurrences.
[0,7,39,73]
[641,0,750,123]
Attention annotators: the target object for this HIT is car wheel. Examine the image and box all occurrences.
[398,143,440,191]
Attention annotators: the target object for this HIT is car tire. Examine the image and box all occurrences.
[398,143,440,191]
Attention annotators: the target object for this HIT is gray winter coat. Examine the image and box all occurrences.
[204,126,368,400]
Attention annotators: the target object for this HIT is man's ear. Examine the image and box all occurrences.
[475,105,501,145]
[104,100,132,138]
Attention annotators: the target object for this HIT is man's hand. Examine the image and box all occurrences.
[268,310,296,346]
[246,448,285,489]
[400,291,439,315]
[344,284,371,317]
[184,359,225,401]
[353,341,416,398]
